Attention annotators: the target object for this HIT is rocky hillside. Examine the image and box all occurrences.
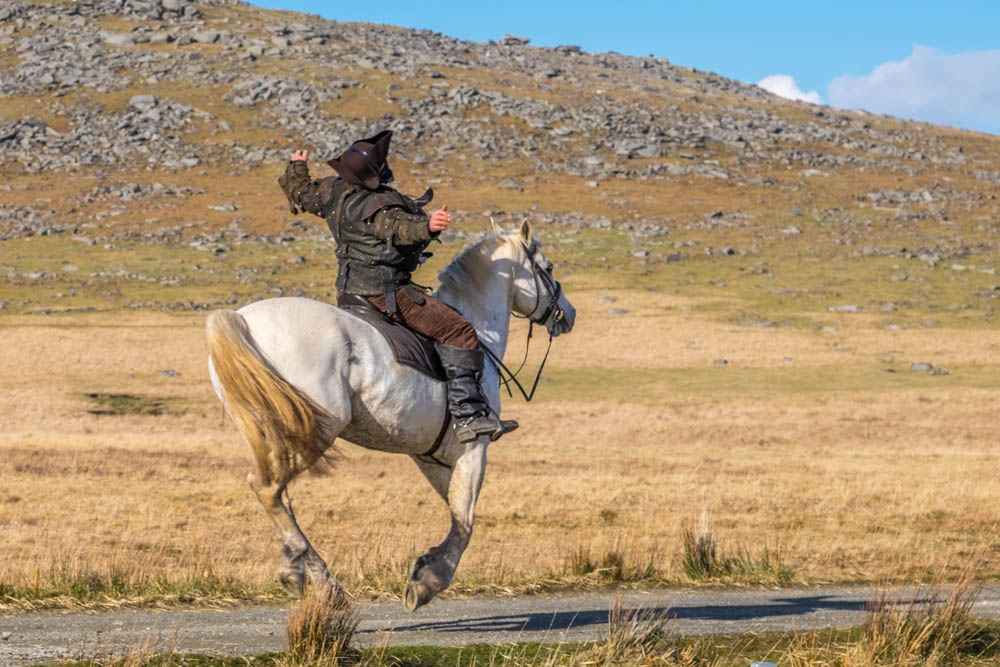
[2,0,1000,317]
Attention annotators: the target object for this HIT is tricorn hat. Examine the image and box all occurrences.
[327,130,393,189]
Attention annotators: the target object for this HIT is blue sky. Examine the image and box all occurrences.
[256,0,1000,135]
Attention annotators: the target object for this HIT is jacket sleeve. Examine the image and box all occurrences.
[277,160,327,217]
[372,207,439,246]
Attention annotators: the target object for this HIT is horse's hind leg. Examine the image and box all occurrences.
[248,472,340,597]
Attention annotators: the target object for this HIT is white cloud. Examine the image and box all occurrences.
[757,74,824,105]
[827,46,1000,134]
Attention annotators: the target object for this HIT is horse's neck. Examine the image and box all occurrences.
[435,252,514,359]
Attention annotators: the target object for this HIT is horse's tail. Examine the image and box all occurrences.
[206,309,336,487]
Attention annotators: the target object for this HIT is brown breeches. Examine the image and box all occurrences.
[366,289,480,350]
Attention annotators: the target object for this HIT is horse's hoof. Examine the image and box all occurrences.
[278,569,305,598]
[404,581,427,612]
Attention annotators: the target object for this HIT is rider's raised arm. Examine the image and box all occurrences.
[373,207,439,246]
[277,160,331,217]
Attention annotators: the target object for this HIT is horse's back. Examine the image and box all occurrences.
[236,297,447,452]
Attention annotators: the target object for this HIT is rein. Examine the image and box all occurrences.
[481,326,554,402]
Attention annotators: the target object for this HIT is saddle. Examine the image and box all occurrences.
[336,293,446,381]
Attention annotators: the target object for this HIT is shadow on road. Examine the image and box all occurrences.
[364,594,869,636]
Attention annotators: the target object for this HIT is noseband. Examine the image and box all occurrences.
[480,242,564,402]
[522,242,565,328]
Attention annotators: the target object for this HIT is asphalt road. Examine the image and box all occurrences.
[3,586,1000,665]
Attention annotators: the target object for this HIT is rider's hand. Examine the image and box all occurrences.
[290,149,309,162]
[429,205,450,233]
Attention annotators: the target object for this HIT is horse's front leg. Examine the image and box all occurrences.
[406,440,487,611]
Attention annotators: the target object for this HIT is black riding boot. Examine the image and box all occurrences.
[435,343,518,443]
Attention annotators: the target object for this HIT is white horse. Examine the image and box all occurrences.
[205,221,576,610]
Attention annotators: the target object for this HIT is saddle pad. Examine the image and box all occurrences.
[339,305,446,381]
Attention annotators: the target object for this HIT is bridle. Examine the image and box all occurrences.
[520,241,565,329]
[480,241,565,402]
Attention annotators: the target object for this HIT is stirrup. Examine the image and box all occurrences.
[454,416,519,443]
[491,419,519,441]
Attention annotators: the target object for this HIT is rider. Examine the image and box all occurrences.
[278,130,517,444]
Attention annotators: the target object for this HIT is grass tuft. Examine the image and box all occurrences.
[854,573,997,665]
[596,595,672,663]
[566,545,595,578]
[563,543,659,584]
[284,586,360,666]
[679,512,794,586]
[680,513,720,581]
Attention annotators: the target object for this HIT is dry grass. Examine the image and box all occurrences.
[2,6,1000,604]
[530,582,998,665]
[46,585,1000,665]
[2,278,1000,610]
[587,595,674,664]
[284,586,360,666]
[760,573,1000,666]
[852,574,993,665]
[679,511,792,586]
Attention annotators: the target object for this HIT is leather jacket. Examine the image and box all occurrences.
[279,160,437,311]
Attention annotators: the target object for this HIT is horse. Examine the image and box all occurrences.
[205,220,576,610]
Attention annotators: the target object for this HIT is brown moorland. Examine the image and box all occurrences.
[1,0,1000,611]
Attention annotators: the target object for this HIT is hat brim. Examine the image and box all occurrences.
[327,157,379,189]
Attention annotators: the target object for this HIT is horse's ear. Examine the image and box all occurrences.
[490,216,501,234]
[519,218,532,244]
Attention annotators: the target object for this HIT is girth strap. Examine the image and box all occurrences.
[417,408,453,469]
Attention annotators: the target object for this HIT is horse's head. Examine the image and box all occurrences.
[510,220,576,337]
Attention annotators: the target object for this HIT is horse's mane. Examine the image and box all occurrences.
[436,233,523,295]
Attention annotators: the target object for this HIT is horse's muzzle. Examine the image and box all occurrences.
[547,303,576,337]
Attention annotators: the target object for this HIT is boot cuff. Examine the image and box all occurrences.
[435,343,484,371]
